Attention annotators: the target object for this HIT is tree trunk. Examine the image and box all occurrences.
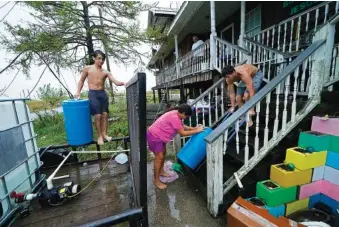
[81,1,94,63]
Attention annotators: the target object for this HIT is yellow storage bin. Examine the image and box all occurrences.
[270,163,312,188]
[285,198,310,216]
[285,147,327,170]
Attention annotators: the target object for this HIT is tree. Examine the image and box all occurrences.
[0,1,165,77]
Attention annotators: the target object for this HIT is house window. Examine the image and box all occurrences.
[245,5,262,37]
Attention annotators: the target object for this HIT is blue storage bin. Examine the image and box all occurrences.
[177,127,213,169]
[62,99,93,146]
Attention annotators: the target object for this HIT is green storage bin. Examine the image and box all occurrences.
[329,135,339,153]
[298,131,331,152]
[256,180,297,207]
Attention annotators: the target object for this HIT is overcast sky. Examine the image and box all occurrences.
[0,1,182,99]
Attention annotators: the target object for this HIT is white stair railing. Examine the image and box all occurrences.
[244,37,290,83]
[215,37,252,73]
[251,1,338,53]
[204,39,327,217]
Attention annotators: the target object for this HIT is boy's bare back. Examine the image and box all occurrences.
[234,64,258,79]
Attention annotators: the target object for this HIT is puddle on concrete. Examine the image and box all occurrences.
[147,162,225,227]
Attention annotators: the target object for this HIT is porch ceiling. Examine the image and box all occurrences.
[171,1,241,43]
[147,1,241,69]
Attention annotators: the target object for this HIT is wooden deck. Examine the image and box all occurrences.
[13,159,133,227]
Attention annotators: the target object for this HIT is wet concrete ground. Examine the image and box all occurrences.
[147,163,226,227]
[12,158,225,227]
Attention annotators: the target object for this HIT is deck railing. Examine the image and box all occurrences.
[251,1,339,53]
[178,39,211,78]
[204,39,327,217]
[155,64,176,87]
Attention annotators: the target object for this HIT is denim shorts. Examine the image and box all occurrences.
[236,70,263,96]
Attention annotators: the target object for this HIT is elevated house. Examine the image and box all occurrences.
[147,1,339,219]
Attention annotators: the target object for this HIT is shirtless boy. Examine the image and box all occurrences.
[222,64,263,127]
[74,50,126,145]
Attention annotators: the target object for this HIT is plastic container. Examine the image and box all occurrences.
[62,99,93,146]
[0,99,41,223]
[177,127,213,169]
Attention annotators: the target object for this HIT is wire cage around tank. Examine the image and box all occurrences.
[0,98,44,226]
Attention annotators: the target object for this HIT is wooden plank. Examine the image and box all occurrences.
[13,160,132,227]
[207,136,224,218]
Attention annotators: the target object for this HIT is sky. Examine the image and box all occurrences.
[0,1,182,99]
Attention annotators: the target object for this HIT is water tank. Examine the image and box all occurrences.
[177,127,213,169]
[0,98,41,223]
[62,99,93,146]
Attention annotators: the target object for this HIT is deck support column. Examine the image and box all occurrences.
[180,81,185,103]
[157,89,161,103]
[152,89,156,103]
[239,1,246,48]
[210,1,217,70]
[174,34,180,79]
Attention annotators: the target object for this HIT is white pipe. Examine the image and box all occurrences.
[234,172,243,189]
[52,174,70,180]
[239,1,246,48]
[70,149,130,154]
[47,151,73,190]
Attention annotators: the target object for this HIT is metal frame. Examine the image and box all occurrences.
[1,80,149,226]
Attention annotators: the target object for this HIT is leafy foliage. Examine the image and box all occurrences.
[0,1,165,76]
[36,83,65,107]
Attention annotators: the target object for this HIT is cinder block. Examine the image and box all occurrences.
[323,166,339,186]
[308,193,321,209]
[298,131,331,152]
[270,163,312,188]
[326,151,339,169]
[265,204,286,218]
[320,194,339,214]
[256,180,297,207]
[246,197,286,218]
[311,116,339,137]
[285,147,327,170]
[299,181,322,200]
[312,166,325,182]
[322,180,339,201]
[285,198,310,216]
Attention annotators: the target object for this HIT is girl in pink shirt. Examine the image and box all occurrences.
[147,104,204,189]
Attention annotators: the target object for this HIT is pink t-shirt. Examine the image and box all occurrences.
[148,110,183,143]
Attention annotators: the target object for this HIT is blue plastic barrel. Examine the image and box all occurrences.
[177,127,213,169]
[62,99,93,146]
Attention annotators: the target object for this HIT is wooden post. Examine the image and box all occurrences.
[174,34,180,79]
[207,136,224,217]
[239,1,246,48]
[153,89,156,103]
[311,23,335,98]
[210,1,217,70]
[98,8,115,104]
